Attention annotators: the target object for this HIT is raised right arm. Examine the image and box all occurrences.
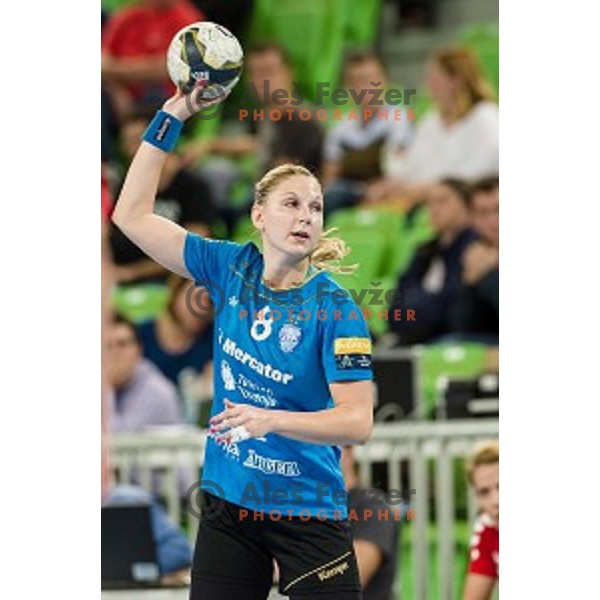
[112,141,191,278]
[111,88,227,279]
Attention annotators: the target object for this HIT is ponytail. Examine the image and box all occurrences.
[309,227,357,275]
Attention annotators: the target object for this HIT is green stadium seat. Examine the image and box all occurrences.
[232,216,259,245]
[248,0,382,103]
[326,205,433,336]
[342,0,383,46]
[327,217,390,335]
[328,206,404,273]
[391,206,435,277]
[328,205,433,279]
[248,0,340,101]
[458,23,499,97]
[329,229,388,299]
[326,204,400,231]
[111,284,171,323]
[101,0,135,12]
[419,343,489,418]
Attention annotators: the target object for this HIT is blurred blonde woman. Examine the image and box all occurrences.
[368,47,499,206]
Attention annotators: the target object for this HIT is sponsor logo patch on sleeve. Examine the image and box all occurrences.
[334,337,372,356]
[334,337,372,370]
[335,353,372,370]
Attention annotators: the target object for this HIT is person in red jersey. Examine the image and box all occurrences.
[102,0,204,111]
[463,441,499,600]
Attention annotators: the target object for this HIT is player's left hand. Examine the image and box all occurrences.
[210,399,275,443]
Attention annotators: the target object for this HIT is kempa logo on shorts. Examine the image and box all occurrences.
[221,336,294,384]
[317,561,350,582]
[243,449,301,477]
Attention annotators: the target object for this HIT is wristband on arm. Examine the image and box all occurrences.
[142,110,184,153]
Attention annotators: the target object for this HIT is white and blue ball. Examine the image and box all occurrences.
[167,21,244,97]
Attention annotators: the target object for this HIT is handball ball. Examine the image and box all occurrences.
[167,22,244,97]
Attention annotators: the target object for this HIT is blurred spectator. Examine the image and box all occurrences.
[389,179,477,345]
[245,42,325,176]
[101,0,204,115]
[322,50,413,216]
[190,0,254,40]
[101,167,114,223]
[105,484,193,582]
[138,276,213,387]
[184,42,324,175]
[183,42,325,233]
[110,111,216,284]
[450,177,499,341]
[463,442,499,600]
[366,48,498,206]
[106,315,184,432]
[102,87,122,164]
[101,169,115,500]
[101,8,120,165]
[341,446,399,600]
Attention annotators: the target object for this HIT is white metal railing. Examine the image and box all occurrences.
[353,420,499,600]
[109,426,206,539]
[109,420,498,600]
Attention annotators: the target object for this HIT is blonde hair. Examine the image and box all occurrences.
[432,47,496,122]
[254,164,357,275]
[466,441,499,484]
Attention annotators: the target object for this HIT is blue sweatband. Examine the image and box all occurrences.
[142,110,184,153]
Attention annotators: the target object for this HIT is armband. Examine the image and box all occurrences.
[142,110,184,153]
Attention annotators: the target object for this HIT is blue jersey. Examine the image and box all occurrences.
[184,234,373,518]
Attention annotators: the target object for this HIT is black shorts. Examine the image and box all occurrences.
[191,492,363,599]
